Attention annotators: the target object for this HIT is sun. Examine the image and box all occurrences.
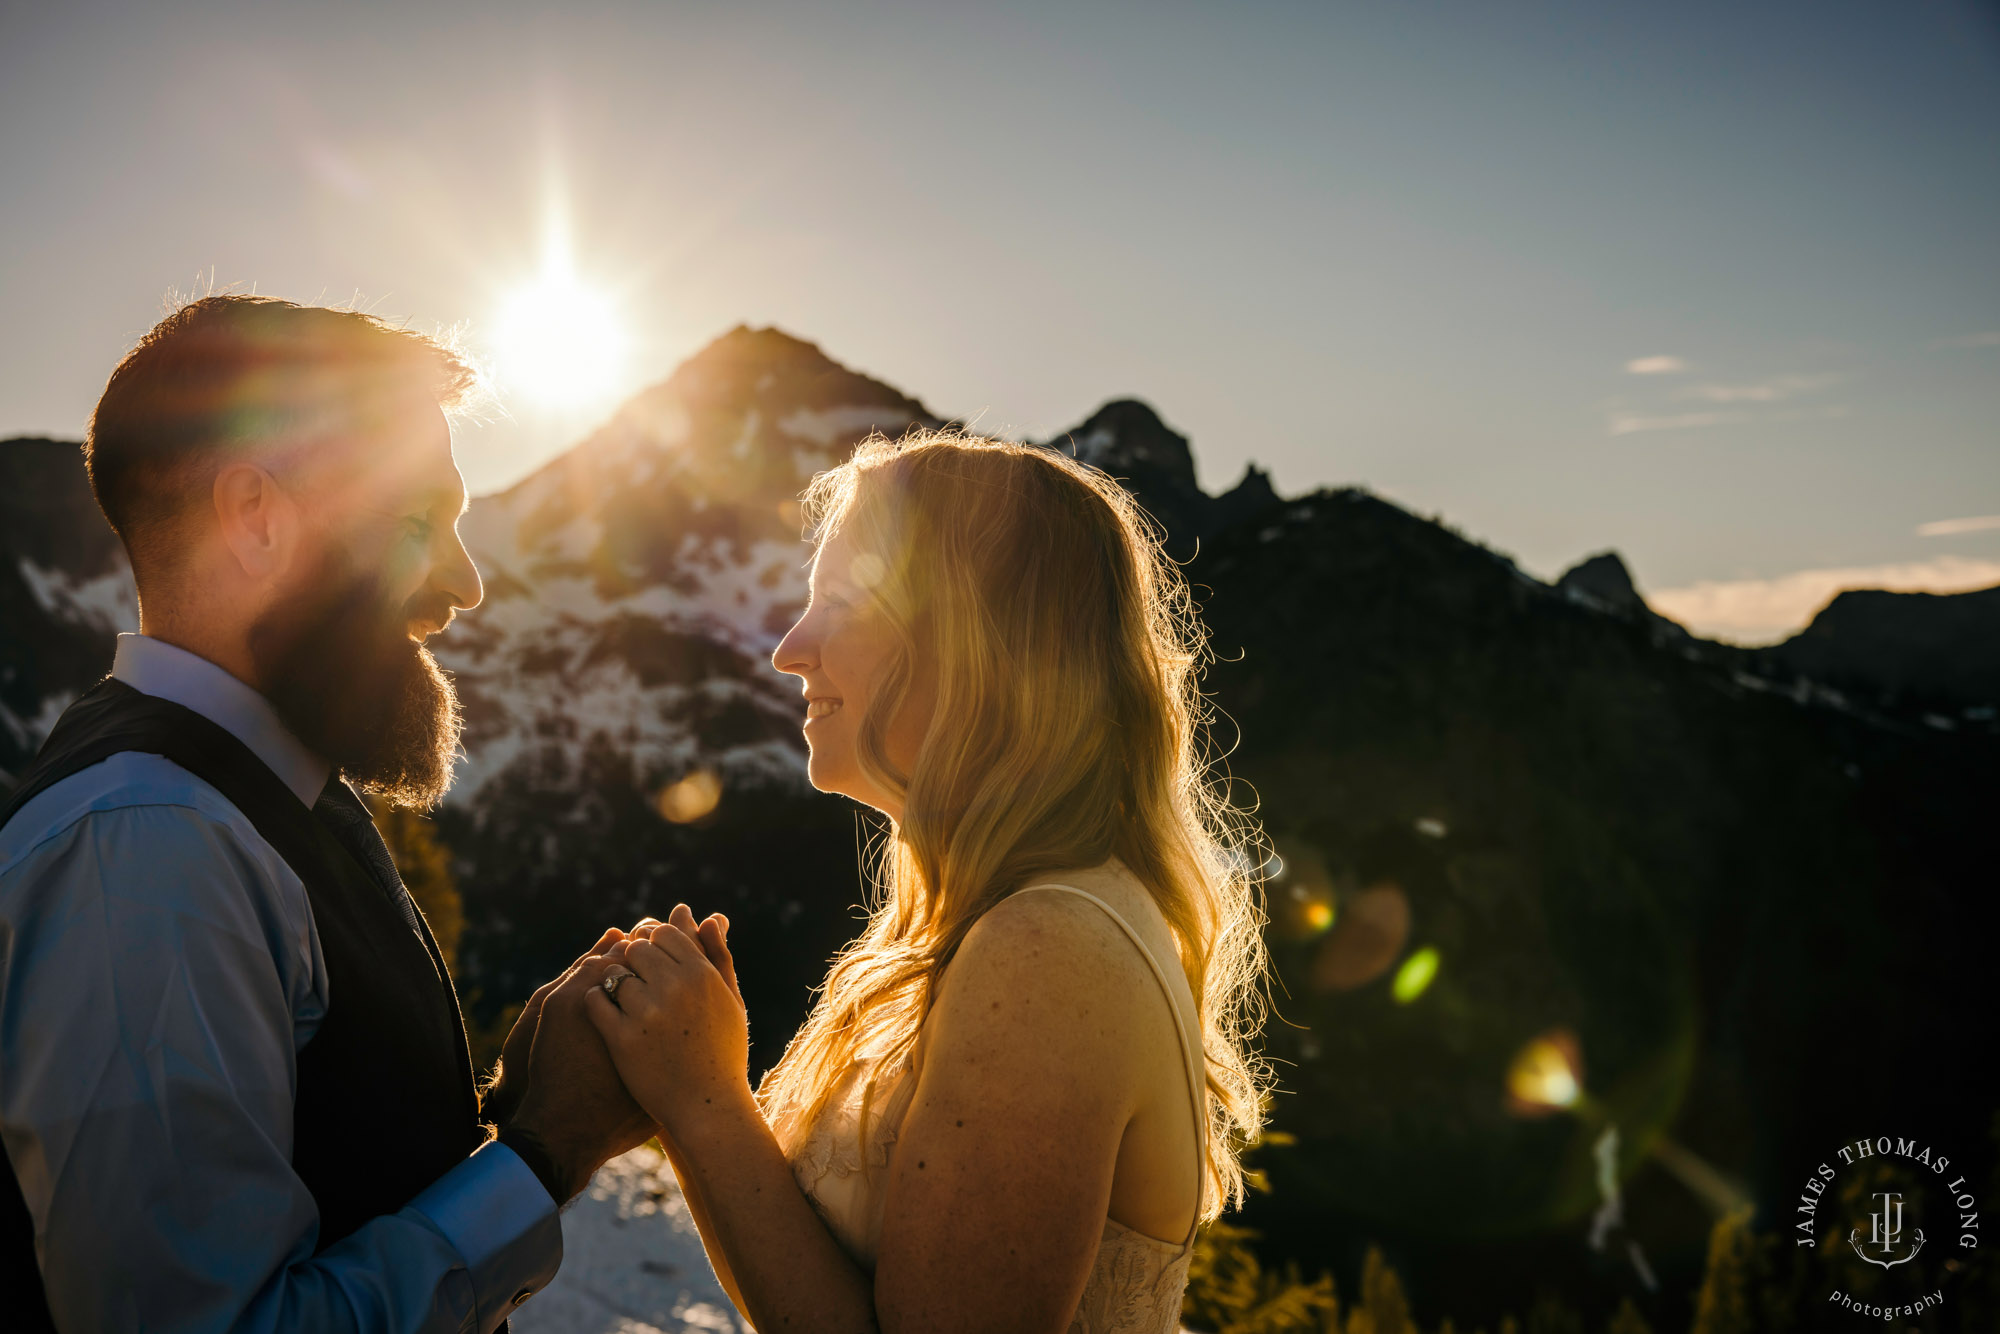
[492,259,629,412]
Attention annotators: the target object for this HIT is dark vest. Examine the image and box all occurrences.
[0,679,482,1330]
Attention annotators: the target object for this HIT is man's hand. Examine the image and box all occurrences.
[499,931,662,1204]
[481,926,627,1127]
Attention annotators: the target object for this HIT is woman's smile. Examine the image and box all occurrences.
[804,697,843,722]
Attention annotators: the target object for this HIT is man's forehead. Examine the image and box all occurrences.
[343,392,463,499]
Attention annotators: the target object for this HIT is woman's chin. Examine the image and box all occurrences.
[805,753,855,800]
[804,758,898,820]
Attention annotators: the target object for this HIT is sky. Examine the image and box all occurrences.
[2,0,1996,643]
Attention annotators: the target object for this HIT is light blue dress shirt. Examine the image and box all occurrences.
[0,633,563,1333]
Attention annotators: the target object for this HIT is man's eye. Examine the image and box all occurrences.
[406,517,435,542]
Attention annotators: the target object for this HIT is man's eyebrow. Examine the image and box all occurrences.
[424,484,469,518]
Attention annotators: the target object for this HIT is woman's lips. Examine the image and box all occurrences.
[805,698,843,721]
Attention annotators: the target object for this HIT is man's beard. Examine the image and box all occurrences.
[249,550,463,810]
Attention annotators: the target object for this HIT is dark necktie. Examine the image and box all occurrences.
[313,776,425,939]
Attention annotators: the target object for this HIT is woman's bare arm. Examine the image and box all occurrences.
[583,916,880,1333]
[652,1131,752,1319]
[664,1085,879,1331]
[870,891,1155,1333]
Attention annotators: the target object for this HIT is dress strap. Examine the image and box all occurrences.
[1015,882,1207,1247]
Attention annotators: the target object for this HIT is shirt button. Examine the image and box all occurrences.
[512,1287,535,1306]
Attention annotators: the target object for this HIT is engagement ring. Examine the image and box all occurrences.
[602,967,636,1004]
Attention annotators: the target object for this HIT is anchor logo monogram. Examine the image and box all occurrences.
[1850,1190,1926,1269]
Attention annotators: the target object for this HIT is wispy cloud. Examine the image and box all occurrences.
[1917,514,2000,537]
[1647,555,2000,645]
[1609,410,1746,435]
[1927,331,2000,350]
[1625,355,1686,375]
[1606,402,1847,436]
[1683,373,1838,404]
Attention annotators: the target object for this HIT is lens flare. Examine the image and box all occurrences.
[1506,1028,1584,1116]
[657,769,723,823]
[1268,838,1339,941]
[1392,945,1440,1002]
[1310,882,1411,990]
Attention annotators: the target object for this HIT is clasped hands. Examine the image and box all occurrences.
[483,904,750,1203]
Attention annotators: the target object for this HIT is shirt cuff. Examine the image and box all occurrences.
[405,1139,564,1332]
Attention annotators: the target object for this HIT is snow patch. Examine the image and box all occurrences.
[777,404,915,449]
[728,410,762,462]
[17,558,137,633]
[625,397,694,452]
[512,1145,747,1334]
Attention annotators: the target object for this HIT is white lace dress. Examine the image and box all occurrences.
[787,874,1205,1334]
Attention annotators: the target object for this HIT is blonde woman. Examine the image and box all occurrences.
[572,431,1270,1333]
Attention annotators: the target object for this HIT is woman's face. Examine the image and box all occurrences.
[772,527,933,821]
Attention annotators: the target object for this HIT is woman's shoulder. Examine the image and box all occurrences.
[945,862,1164,1016]
[920,870,1163,1101]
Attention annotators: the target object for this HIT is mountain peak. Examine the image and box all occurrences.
[478,325,936,531]
[1054,399,1199,489]
[1038,398,1286,558]
[1557,550,1689,639]
[1557,551,1642,611]
[663,326,925,414]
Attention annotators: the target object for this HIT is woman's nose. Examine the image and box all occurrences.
[772,617,815,677]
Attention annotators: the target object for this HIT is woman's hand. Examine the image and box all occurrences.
[587,903,751,1135]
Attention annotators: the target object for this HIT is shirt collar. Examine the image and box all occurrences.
[110,633,333,808]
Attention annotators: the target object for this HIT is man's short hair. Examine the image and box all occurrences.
[86,295,479,587]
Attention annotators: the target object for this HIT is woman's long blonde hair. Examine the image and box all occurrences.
[757,428,1271,1219]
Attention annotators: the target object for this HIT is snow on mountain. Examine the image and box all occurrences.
[0,438,138,780]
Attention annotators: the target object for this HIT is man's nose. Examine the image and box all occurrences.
[439,530,483,613]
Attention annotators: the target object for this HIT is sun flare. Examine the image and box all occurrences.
[492,259,628,411]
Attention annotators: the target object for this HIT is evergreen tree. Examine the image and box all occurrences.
[1525,1289,1584,1334]
[1182,1219,1342,1333]
[1689,1206,1757,1334]
[1602,1296,1651,1334]
[1342,1245,1417,1334]
[365,793,464,968]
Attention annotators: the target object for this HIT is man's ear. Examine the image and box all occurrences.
[212,463,301,582]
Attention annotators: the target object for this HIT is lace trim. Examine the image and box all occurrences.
[1065,1224,1192,1334]
[789,1051,917,1196]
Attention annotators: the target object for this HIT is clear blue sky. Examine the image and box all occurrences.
[3,0,1996,640]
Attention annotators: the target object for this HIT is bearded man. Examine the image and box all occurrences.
[0,296,653,1332]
